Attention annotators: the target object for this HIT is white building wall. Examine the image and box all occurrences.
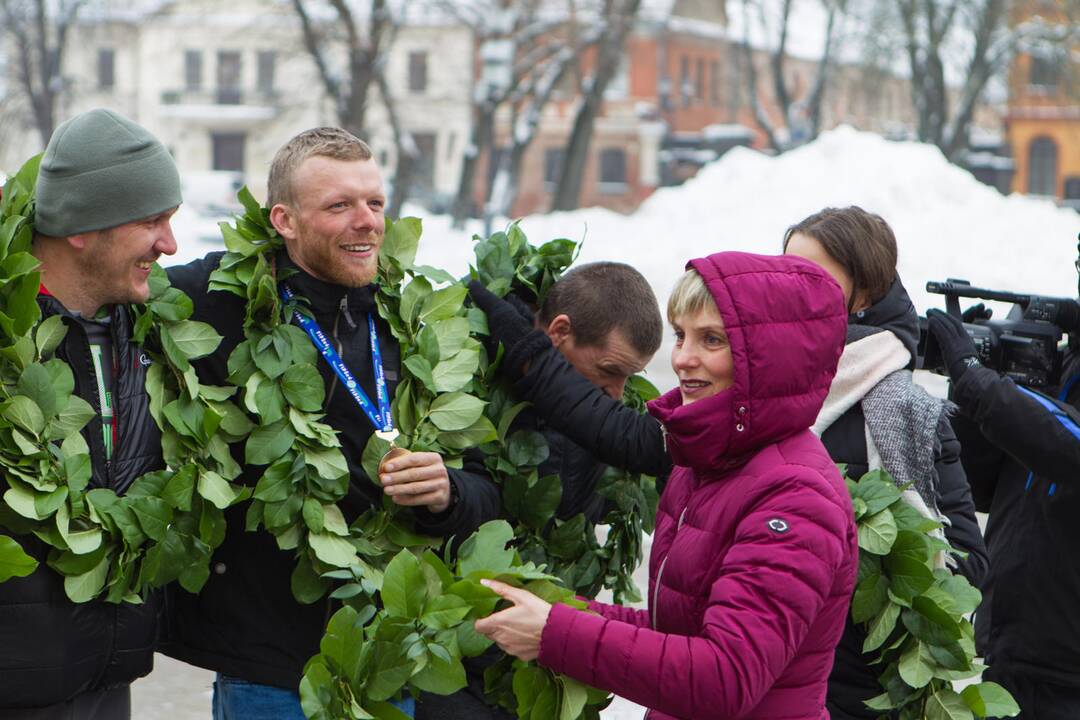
[0,0,474,210]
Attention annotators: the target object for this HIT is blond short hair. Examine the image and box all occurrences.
[267,127,373,208]
[667,269,716,324]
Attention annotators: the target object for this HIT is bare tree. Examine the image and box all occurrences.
[290,0,418,212]
[0,0,88,145]
[550,0,642,212]
[444,0,568,227]
[858,0,1077,160]
[739,0,844,154]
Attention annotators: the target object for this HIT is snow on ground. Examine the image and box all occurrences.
[175,126,1078,391]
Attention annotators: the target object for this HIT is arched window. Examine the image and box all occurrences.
[1028,137,1058,196]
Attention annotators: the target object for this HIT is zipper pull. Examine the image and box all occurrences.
[339,296,357,329]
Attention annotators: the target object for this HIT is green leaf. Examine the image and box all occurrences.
[559,677,590,720]
[254,457,295,502]
[246,419,296,466]
[925,688,975,720]
[858,508,898,555]
[403,355,436,392]
[381,549,426,618]
[458,521,516,578]
[163,466,197,511]
[291,558,332,604]
[50,394,96,439]
[960,682,1020,717]
[380,216,422,272]
[853,470,903,514]
[366,641,415,702]
[898,639,935,689]
[63,551,110,602]
[432,347,480,392]
[4,395,45,436]
[281,364,325,412]
[413,265,458,284]
[34,314,67,358]
[167,320,223,359]
[431,317,472,357]
[400,275,432,327]
[522,475,562,530]
[885,553,935,602]
[198,470,239,510]
[17,363,60,419]
[863,602,900,653]
[0,535,38,582]
[128,496,173,541]
[4,482,44,520]
[438,416,498,450]
[421,595,471,630]
[851,572,889,624]
[410,653,467,696]
[429,392,485,431]
[508,430,549,467]
[308,531,357,567]
[304,445,349,481]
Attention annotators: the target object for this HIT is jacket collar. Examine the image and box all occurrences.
[848,276,919,369]
[277,250,377,316]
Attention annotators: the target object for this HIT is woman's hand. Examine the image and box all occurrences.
[473,579,553,661]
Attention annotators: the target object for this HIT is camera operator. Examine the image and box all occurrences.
[927,261,1080,718]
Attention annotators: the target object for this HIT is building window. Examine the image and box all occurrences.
[97,48,115,90]
[412,132,437,193]
[217,51,242,104]
[212,132,246,172]
[408,51,428,93]
[544,148,564,189]
[598,148,627,193]
[1029,51,1061,90]
[695,58,705,101]
[257,51,276,95]
[710,60,721,106]
[680,55,691,106]
[185,50,202,91]
[1028,136,1058,197]
[1065,177,1080,202]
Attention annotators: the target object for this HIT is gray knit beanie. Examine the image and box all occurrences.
[34,108,182,237]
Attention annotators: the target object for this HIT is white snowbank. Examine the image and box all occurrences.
[169,126,1080,392]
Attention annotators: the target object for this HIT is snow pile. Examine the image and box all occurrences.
[170,126,1080,391]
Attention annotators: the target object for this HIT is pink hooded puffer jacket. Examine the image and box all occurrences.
[537,252,858,719]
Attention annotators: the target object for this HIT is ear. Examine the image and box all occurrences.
[544,314,573,348]
[269,203,297,241]
[66,232,92,251]
[850,290,873,314]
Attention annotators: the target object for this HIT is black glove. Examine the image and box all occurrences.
[927,309,980,382]
[467,281,550,380]
[961,303,992,323]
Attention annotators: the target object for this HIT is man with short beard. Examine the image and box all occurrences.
[163,127,500,719]
[0,108,181,718]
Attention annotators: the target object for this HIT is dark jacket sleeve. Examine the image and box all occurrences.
[934,415,988,589]
[953,365,1080,482]
[514,345,671,477]
[412,449,501,548]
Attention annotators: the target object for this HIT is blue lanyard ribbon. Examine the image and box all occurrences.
[280,284,393,433]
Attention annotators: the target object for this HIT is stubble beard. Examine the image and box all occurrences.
[299,227,383,289]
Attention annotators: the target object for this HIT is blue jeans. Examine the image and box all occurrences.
[213,675,415,719]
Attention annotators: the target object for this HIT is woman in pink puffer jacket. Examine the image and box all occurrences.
[476,252,859,719]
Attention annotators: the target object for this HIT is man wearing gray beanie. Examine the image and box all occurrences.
[0,108,181,719]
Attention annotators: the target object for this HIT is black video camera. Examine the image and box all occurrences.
[918,279,1079,389]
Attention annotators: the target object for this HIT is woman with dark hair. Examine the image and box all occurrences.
[470,252,858,719]
[784,206,988,719]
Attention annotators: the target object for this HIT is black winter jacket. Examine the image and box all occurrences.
[161,252,501,690]
[0,295,162,709]
[824,280,988,719]
[513,347,671,480]
[951,344,1080,688]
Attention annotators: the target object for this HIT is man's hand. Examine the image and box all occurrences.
[468,281,534,349]
[380,452,452,513]
[927,308,980,382]
[473,579,553,662]
[468,281,550,380]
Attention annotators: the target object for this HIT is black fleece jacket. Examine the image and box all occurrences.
[161,252,500,689]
